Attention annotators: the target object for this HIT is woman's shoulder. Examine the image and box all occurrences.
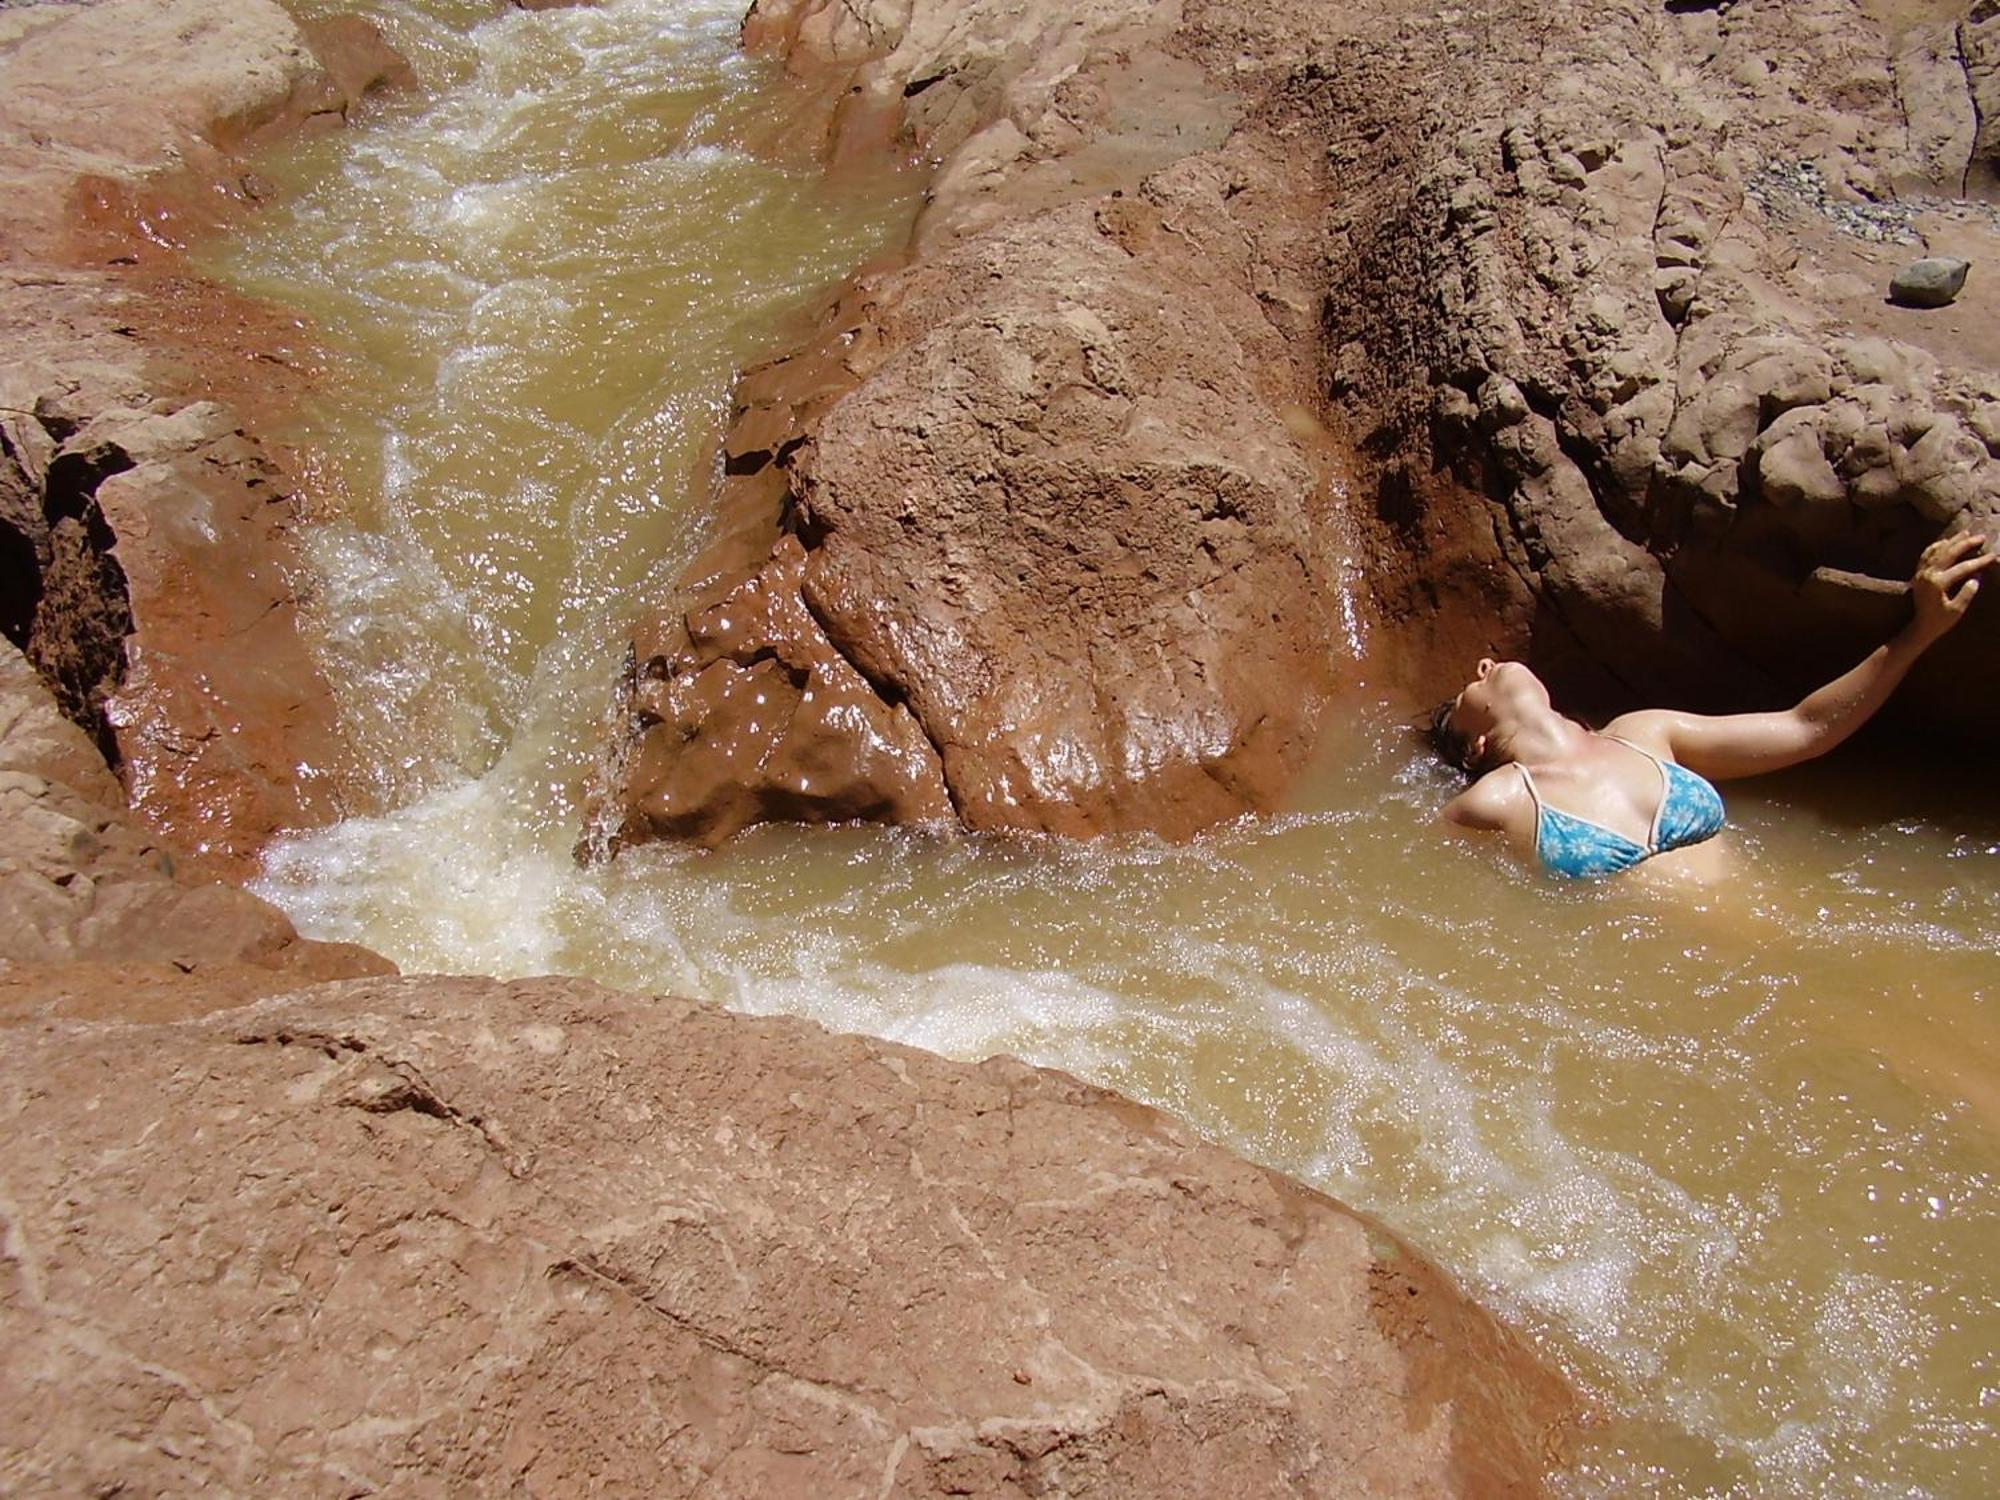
[1598,709,1682,760]
[1441,762,1533,831]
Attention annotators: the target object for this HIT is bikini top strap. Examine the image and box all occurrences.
[1514,760,1544,813]
[1598,734,1671,850]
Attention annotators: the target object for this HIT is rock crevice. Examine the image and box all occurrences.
[1312,0,2000,719]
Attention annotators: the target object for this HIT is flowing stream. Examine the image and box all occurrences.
[207,2,1999,1493]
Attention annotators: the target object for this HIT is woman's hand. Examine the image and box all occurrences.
[1911,530,1994,644]
[1612,526,1993,780]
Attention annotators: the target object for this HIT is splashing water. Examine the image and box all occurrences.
[209,3,2000,1494]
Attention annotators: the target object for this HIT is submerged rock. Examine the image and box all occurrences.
[0,975,1577,1496]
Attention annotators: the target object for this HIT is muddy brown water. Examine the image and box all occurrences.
[211,3,1999,1493]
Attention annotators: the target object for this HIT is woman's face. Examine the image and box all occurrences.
[1447,658,1548,743]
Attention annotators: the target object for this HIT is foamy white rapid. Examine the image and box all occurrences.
[214,4,2000,1494]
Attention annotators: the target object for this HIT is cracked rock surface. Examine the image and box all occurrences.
[0,975,1574,1497]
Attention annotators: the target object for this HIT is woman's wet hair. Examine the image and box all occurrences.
[1428,698,1482,776]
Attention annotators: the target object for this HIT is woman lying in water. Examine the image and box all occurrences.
[1432,530,1993,880]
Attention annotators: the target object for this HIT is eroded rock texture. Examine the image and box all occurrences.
[1304,0,2000,724]
[0,975,1575,1496]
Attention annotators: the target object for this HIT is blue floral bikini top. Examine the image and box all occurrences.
[1516,736,1725,880]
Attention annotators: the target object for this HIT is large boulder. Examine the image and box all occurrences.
[609,0,1343,849]
[0,974,1576,1495]
[618,195,1339,845]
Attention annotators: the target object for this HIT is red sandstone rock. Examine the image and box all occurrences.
[718,0,2000,752]
[0,974,1576,1495]
[612,1,1345,848]
[789,206,1335,837]
[0,638,389,1018]
[0,10,1587,1492]
[296,13,419,114]
[1300,0,2000,723]
[0,0,417,870]
[622,534,955,844]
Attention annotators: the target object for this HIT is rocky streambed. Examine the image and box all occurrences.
[1,0,1573,1493]
[5,0,2000,1494]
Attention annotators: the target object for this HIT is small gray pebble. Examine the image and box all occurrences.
[1890,256,1970,307]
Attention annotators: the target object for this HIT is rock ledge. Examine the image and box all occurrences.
[0,975,1575,1497]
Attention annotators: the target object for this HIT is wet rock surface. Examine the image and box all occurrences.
[0,974,1576,1497]
[619,189,1341,846]
[787,206,1336,837]
[0,0,410,870]
[0,636,390,1023]
[613,0,1346,847]
[623,532,956,843]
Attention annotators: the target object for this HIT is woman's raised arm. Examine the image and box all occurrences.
[1607,531,1992,781]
